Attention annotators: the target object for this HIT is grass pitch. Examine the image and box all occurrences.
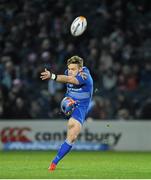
[0,151,151,179]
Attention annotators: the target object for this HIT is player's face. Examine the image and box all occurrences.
[68,64,82,76]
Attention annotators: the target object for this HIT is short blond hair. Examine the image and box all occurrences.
[67,56,83,68]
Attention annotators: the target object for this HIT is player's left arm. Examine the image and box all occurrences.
[40,68,79,85]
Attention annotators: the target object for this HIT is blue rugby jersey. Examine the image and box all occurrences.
[65,66,93,107]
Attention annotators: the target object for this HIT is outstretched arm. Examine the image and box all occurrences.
[40,68,79,85]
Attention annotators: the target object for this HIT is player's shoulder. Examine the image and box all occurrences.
[78,66,90,80]
[83,66,90,72]
[83,66,91,76]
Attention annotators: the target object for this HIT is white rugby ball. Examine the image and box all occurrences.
[70,16,87,36]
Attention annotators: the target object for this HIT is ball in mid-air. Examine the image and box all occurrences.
[70,16,87,36]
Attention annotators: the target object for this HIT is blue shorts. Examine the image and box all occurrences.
[70,105,88,125]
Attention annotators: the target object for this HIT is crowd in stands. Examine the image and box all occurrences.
[0,0,151,120]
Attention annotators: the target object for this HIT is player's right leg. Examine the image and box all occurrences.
[48,117,81,171]
[67,117,82,143]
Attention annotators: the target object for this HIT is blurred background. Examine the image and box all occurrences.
[0,0,151,121]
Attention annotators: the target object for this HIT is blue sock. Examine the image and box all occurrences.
[52,140,73,165]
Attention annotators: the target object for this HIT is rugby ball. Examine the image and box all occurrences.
[70,16,87,36]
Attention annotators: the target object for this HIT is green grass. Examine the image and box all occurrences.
[0,151,151,179]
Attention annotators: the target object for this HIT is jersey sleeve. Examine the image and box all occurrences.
[75,72,89,85]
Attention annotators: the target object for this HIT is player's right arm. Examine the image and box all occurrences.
[40,68,79,85]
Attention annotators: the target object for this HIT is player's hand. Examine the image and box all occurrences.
[40,68,51,80]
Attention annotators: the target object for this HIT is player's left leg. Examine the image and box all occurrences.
[48,117,81,171]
